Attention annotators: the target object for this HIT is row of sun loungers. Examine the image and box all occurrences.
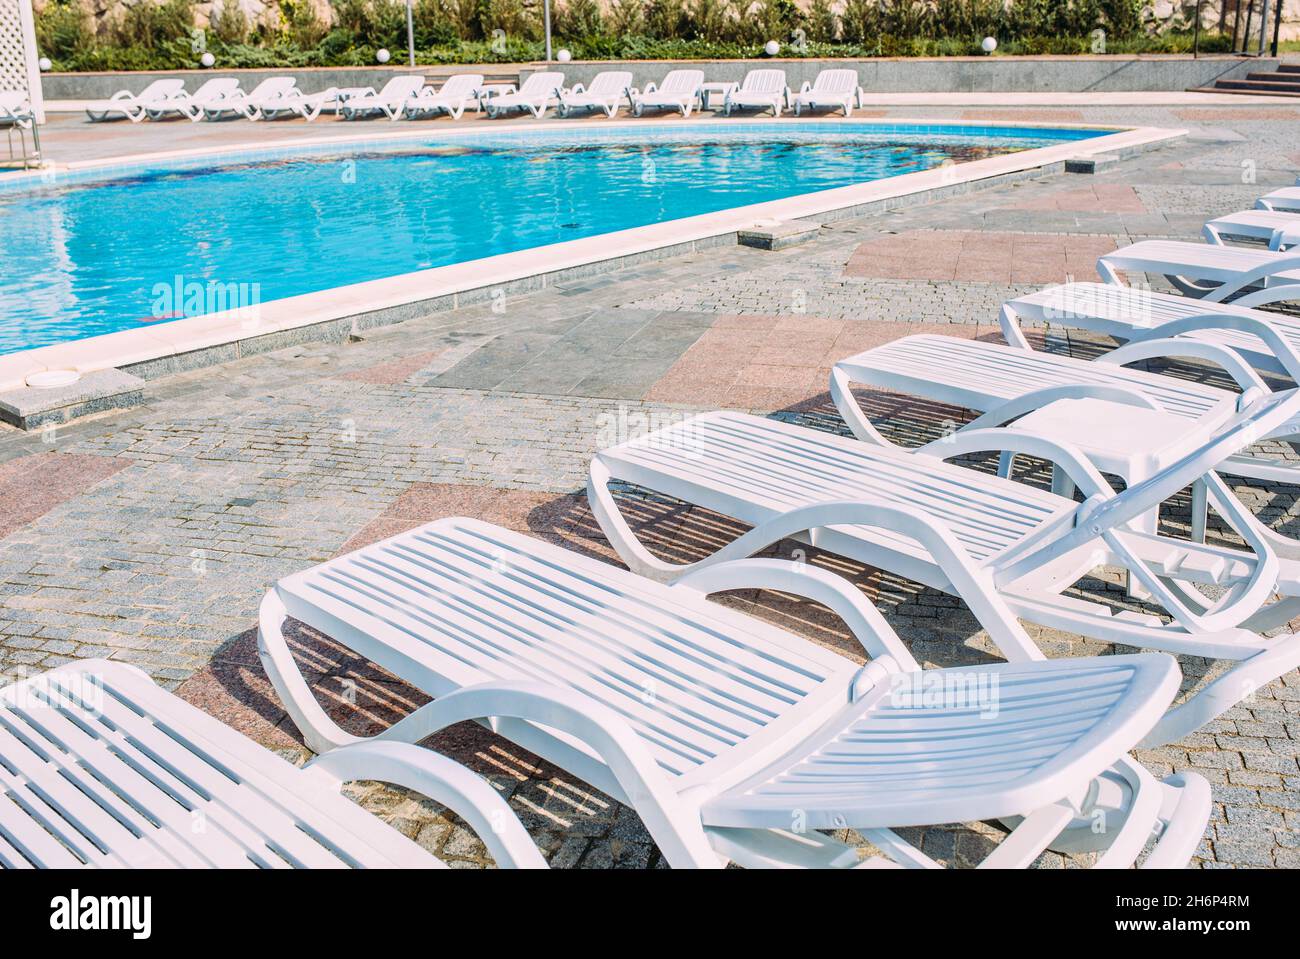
[12,182,1300,869]
[84,68,866,123]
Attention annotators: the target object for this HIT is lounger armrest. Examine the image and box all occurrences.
[569,82,587,95]
[916,426,1114,502]
[642,82,658,94]
[961,383,1163,432]
[1099,335,1270,399]
[307,740,547,868]
[672,557,921,671]
[1112,314,1300,387]
[376,679,724,866]
[799,81,813,94]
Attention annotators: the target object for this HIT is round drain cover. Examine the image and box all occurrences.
[26,369,80,389]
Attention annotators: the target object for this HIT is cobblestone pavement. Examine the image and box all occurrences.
[3,103,1300,867]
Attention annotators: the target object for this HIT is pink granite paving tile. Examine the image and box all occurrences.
[960,109,1086,123]
[844,231,1117,285]
[646,315,1004,410]
[337,348,446,385]
[1006,184,1147,214]
[0,452,130,541]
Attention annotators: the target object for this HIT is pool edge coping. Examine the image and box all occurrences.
[0,118,1184,394]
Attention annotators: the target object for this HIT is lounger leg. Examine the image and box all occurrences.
[1050,465,1076,500]
[828,366,900,447]
[1140,635,1300,747]
[257,591,364,754]
[998,302,1034,350]
[370,682,727,867]
[1190,477,1208,543]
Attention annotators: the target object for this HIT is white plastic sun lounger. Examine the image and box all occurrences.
[484,72,565,119]
[628,69,704,117]
[1203,208,1300,249]
[339,75,427,120]
[260,516,1209,868]
[255,86,344,122]
[1257,186,1300,213]
[723,69,790,117]
[591,395,1300,749]
[85,78,186,122]
[833,330,1300,536]
[403,73,484,120]
[202,76,297,121]
[791,69,862,116]
[1000,281,1300,380]
[1098,239,1300,308]
[143,77,240,121]
[557,70,634,118]
[0,659,546,868]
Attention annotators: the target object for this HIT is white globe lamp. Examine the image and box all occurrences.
[557,48,572,63]
[199,51,215,67]
[981,36,997,54]
[376,48,391,64]
[764,40,780,56]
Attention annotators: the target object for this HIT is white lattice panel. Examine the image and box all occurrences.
[0,0,42,122]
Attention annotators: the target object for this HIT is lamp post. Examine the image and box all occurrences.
[406,0,416,66]
[543,0,553,61]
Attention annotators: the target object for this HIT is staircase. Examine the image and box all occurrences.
[1192,63,1300,97]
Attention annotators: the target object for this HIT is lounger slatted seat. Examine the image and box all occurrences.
[557,71,634,118]
[144,77,240,121]
[202,76,297,121]
[484,72,565,119]
[261,517,1209,868]
[1098,239,1300,307]
[339,76,426,120]
[1000,281,1300,379]
[1257,186,1300,212]
[0,660,545,868]
[723,70,789,117]
[599,412,1075,568]
[628,69,704,117]
[833,332,1300,498]
[791,69,861,116]
[1204,208,1300,248]
[404,74,484,120]
[590,398,1300,749]
[85,78,186,122]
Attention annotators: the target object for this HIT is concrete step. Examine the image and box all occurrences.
[1244,71,1300,85]
[1189,84,1300,97]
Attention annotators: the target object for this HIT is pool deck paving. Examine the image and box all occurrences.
[3,100,1300,867]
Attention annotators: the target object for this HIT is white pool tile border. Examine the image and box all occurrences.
[0,118,1183,391]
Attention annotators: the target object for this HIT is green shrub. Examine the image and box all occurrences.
[209,0,250,44]
[32,0,1234,72]
[35,0,94,63]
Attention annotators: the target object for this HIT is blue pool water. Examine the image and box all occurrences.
[0,123,1106,355]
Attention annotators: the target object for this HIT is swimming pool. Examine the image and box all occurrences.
[0,122,1112,356]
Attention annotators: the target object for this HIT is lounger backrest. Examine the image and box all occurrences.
[587,71,633,95]
[741,69,787,93]
[659,69,704,93]
[1085,387,1300,539]
[991,385,1300,633]
[813,69,858,93]
[136,78,186,101]
[521,71,565,95]
[191,77,239,99]
[378,75,427,99]
[437,74,485,97]
[247,76,297,100]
